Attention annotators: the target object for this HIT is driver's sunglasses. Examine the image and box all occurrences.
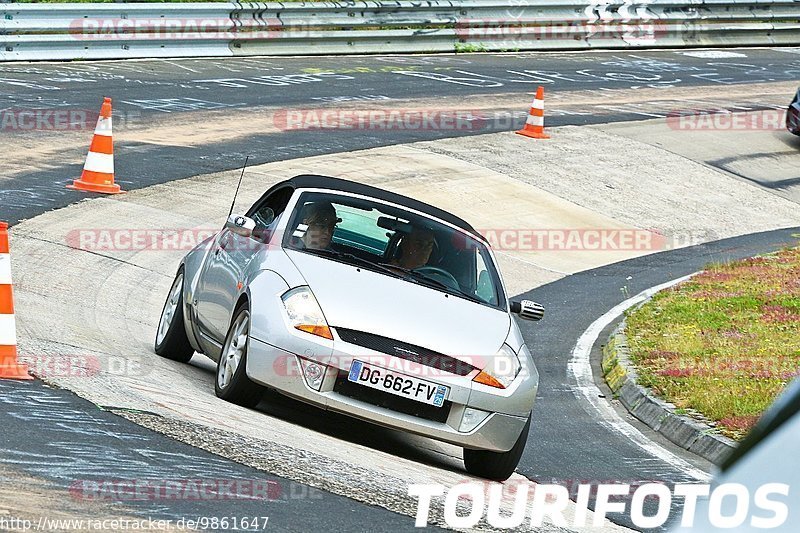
[410,238,435,250]
[308,221,336,231]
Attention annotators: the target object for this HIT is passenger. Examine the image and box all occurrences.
[297,202,337,251]
[391,226,436,270]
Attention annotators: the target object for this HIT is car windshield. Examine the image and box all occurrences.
[283,191,506,309]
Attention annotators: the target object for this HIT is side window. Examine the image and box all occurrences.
[475,249,497,305]
[333,205,391,256]
[251,187,292,241]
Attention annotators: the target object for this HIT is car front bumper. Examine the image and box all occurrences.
[246,335,537,452]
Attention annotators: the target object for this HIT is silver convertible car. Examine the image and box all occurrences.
[155,175,544,480]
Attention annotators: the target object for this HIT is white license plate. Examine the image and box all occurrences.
[347,360,449,407]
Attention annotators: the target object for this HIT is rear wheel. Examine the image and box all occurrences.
[215,305,264,408]
[154,269,194,363]
[463,415,531,481]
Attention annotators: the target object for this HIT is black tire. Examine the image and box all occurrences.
[214,305,264,408]
[154,268,194,363]
[463,415,531,481]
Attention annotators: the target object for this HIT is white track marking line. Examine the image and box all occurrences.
[160,60,200,73]
[567,273,712,482]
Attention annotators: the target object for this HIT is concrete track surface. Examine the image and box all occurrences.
[9,107,800,530]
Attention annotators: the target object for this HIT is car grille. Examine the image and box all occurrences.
[333,372,451,423]
[335,328,475,376]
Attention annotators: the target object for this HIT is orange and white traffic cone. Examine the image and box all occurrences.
[0,222,32,380]
[67,97,123,194]
[516,86,550,139]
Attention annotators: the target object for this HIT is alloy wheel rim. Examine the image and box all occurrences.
[156,273,183,346]
[218,311,249,389]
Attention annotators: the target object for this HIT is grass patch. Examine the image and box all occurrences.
[454,42,488,53]
[625,246,800,440]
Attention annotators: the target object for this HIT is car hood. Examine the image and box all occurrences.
[286,250,511,368]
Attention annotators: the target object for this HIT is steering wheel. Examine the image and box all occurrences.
[413,266,460,291]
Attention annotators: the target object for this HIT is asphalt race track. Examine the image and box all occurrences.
[2,47,800,532]
[0,380,440,532]
[1,47,797,224]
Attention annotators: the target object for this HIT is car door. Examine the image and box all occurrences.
[194,229,257,343]
[195,187,293,343]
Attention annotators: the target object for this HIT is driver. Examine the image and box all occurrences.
[391,226,435,270]
[297,201,338,251]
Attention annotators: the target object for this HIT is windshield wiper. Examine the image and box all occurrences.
[390,266,484,303]
[302,248,405,279]
[388,266,449,290]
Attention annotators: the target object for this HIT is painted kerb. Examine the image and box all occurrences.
[602,321,737,465]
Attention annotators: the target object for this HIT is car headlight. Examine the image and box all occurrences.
[472,343,521,389]
[281,286,333,340]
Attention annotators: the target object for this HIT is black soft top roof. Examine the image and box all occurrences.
[261,174,482,239]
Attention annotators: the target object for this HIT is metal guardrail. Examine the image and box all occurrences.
[1,1,799,61]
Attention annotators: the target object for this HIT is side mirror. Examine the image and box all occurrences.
[510,300,544,321]
[225,215,256,238]
[256,207,275,227]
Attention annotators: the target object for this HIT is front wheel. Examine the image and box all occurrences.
[463,415,531,481]
[215,306,264,408]
[154,269,194,363]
